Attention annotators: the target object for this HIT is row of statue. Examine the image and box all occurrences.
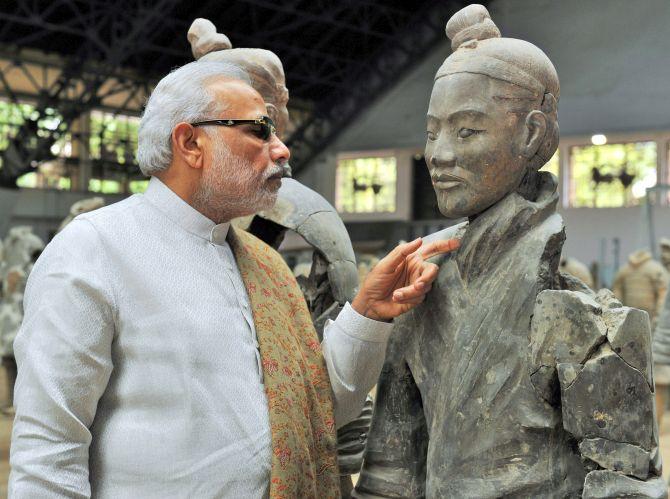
[1,4,669,497]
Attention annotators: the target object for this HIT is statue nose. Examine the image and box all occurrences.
[430,151,456,168]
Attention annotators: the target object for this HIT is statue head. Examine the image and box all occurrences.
[426,4,559,219]
[188,18,290,138]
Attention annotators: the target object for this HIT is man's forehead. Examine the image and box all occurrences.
[208,77,265,113]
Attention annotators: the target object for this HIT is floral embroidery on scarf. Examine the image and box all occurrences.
[229,229,339,499]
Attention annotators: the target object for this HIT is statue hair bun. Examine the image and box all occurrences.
[188,18,232,60]
[445,4,501,51]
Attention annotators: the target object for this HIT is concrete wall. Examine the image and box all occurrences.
[560,205,670,274]
[0,188,126,243]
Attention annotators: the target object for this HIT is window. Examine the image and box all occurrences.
[0,99,72,187]
[89,111,139,165]
[128,180,149,193]
[88,178,122,194]
[335,155,397,214]
[568,141,657,207]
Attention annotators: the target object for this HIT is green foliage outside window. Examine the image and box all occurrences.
[335,156,397,214]
[89,111,139,165]
[128,180,149,193]
[0,100,33,151]
[88,179,122,194]
[0,99,68,164]
[569,142,657,207]
[16,172,37,188]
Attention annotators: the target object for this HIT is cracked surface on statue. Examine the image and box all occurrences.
[353,4,665,498]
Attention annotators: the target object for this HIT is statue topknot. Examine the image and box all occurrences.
[445,4,501,51]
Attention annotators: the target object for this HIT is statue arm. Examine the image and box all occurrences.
[652,266,669,320]
[531,288,666,497]
[353,355,428,498]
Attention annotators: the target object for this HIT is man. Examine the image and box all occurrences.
[9,61,456,498]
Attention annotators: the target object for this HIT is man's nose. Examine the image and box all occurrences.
[270,135,290,165]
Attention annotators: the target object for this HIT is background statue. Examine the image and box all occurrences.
[188,19,364,496]
[653,239,670,430]
[659,237,670,272]
[354,5,664,498]
[613,248,668,327]
[560,256,594,289]
[57,196,105,233]
[0,226,44,410]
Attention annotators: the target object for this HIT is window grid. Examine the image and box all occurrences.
[335,156,397,214]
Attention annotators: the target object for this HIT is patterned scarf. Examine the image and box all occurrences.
[228,227,340,499]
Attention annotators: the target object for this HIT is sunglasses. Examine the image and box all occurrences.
[190,116,277,141]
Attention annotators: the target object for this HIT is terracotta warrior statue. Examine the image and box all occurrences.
[0,226,44,409]
[188,20,366,496]
[613,248,668,326]
[354,5,664,498]
[560,256,594,289]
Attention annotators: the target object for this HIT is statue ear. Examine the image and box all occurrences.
[521,110,547,159]
[266,103,279,125]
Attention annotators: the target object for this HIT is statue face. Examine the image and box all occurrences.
[268,84,289,139]
[425,73,531,219]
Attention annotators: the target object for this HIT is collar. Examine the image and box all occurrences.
[143,176,230,245]
[456,171,560,280]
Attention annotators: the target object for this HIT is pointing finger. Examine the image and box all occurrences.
[418,238,460,260]
[376,238,423,273]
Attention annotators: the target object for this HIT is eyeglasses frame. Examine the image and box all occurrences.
[189,116,277,140]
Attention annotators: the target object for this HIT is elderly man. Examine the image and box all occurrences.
[9,61,456,498]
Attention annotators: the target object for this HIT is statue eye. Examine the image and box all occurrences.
[426,130,437,141]
[458,128,480,139]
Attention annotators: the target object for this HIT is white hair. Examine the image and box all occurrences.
[137,60,250,176]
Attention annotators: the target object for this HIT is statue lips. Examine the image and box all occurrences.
[431,172,465,190]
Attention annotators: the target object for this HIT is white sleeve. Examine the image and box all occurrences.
[9,219,115,499]
[321,302,393,428]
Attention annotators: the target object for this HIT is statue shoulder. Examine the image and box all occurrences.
[421,221,468,245]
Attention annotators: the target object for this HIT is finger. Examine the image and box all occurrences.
[393,282,432,302]
[376,238,423,273]
[416,263,439,286]
[392,293,426,306]
[418,238,461,260]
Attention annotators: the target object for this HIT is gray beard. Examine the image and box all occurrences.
[192,139,283,223]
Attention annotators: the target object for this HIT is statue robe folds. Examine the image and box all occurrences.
[354,173,665,498]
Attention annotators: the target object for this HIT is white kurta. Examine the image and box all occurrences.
[9,177,392,499]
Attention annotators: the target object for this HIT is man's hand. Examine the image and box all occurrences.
[351,237,460,322]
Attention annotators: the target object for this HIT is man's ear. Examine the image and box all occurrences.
[520,110,547,159]
[172,122,204,170]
